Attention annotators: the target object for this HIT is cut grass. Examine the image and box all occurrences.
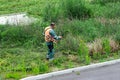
[0,47,120,80]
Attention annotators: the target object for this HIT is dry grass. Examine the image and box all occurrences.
[96,17,120,25]
[88,39,103,55]
[109,38,119,52]
[87,38,120,55]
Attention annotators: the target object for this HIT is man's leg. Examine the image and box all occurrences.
[47,42,54,60]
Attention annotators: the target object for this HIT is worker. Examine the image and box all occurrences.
[44,22,62,61]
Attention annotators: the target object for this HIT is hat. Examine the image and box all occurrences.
[50,22,55,26]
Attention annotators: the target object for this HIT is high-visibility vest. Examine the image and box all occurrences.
[44,26,54,42]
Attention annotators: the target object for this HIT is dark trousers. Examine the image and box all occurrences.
[47,42,54,59]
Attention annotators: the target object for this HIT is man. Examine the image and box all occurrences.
[44,22,62,61]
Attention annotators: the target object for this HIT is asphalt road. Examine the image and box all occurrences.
[43,63,120,80]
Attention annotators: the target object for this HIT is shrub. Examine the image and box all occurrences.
[62,0,92,19]
[42,0,93,21]
[42,1,64,22]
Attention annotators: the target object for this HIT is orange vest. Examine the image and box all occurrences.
[44,26,54,42]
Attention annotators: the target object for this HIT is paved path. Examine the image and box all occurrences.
[43,63,120,80]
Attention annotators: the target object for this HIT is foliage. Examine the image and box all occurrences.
[0,22,45,48]
[115,32,120,43]
[91,0,120,5]
[58,34,79,52]
[102,38,111,54]
[78,40,90,64]
[62,0,92,19]
[42,1,64,22]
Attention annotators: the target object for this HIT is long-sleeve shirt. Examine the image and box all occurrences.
[45,27,61,45]
[49,29,61,40]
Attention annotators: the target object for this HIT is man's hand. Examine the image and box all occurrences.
[59,36,62,39]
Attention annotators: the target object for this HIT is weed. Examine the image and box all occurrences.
[102,38,111,54]
[78,40,90,64]
[5,72,23,79]
[58,34,79,52]
[39,63,49,74]
[85,55,91,65]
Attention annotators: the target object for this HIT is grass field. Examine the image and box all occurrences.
[0,0,120,79]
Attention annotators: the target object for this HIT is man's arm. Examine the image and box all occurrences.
[49,29,62,40]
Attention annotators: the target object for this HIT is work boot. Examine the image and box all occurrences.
[49,58,54,61]
[46,58,49,61]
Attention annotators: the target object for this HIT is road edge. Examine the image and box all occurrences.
[21,59,120,80]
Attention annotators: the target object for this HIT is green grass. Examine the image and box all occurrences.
[0,0,60,18]
[0,48,120,80]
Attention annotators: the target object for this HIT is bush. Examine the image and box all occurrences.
[42,1,64,22]
[42,0,92,21]
[62,0,92,20]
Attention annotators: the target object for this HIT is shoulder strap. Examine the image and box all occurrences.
[44,26,51,33]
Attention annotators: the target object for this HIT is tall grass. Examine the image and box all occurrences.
[42,1,64,22]
[88,38,120,60]
[1,17,120,48]
[115,32,120,43]
[62,0,92,20]
[91,1,120,18]
[0,22,45,48]
[58,34,80,52]
[41,0,92,22]
[91,0,120,5]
